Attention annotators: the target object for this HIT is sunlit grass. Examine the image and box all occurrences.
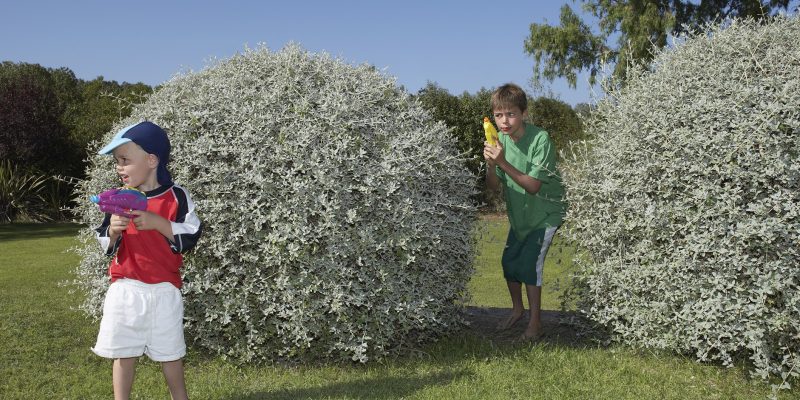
[0,221,792,399]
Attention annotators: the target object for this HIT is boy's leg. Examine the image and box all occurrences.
[520,226,557,340]
[161,359,189,400]
[523,284,542,339]
[113,357,137,400]
[499,280,525,329]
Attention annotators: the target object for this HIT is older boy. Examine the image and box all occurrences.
[92,121,202,400]
[484,83,566,341]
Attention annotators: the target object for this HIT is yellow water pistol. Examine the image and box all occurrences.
[483,117,499,146]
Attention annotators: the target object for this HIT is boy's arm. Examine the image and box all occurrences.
[95,213,123,255]
[167,186,202,254]
[496,160,542,195]
[485,141,543,195]
[129,186,202,254]
[484,141,501,193]
[129,212,175,241]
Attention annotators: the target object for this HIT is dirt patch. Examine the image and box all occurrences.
[463,306,595,347]
[477,212,506,221]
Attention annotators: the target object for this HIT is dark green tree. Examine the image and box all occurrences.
[528,97,584,157]
[416,82,492,174]
[416,82,464,148]
[573,102,595,120]
[0,62,152,178]
[524,0,794,88]
[0,62,76,175]
[457,87,493,163]
[416,83,494,206]
[69,77,152,156]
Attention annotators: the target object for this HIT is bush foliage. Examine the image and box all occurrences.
[72,44,479,363]
[562,17,800,383]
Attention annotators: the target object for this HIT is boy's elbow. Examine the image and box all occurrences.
[525,179,542,195]
[172,222,203,254]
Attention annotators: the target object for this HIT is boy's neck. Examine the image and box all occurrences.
[509,123,527,142]
[135,175,161,192]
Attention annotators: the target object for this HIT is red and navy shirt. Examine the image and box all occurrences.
[96,184,202,289]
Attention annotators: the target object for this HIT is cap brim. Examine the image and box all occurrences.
[98,137,132,155]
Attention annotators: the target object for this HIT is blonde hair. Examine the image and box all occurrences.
[491,83,527,113]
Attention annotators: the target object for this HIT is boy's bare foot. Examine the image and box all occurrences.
[497,312,524,330]
[519,325,542,341]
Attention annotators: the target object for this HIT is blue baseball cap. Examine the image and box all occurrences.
[99,121,173,186]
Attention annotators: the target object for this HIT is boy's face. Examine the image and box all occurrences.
[493,106,527,138]
[112,142,159,189]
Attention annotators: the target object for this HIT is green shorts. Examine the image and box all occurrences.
[502,226,558,286]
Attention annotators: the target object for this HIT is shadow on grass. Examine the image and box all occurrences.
[222,369,472,400]
[0,222,83,242]
[181,307,606,379]
[463,306,605,349]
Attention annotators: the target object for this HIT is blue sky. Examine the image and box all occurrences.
[3,1,599,106]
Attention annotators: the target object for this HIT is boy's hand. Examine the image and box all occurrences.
[108,214,130,236]
[130,210,168,231]
[129,210,175,242]
[484,141,505,167]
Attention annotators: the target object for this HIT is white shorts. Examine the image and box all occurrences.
[92,279,186,362]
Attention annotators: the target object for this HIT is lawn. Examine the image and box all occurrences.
[0,220,795,399]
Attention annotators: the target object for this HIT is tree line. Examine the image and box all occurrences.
[0,62,153,221]
[0,61,586,219]
[0,62,152,179]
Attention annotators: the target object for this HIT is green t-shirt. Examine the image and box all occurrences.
[496,123,566,240]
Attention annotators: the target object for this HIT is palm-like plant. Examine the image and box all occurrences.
[0,160,51,222]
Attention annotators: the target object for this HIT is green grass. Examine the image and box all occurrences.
[1,220,796,399]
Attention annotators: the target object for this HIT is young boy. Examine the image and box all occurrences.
[92,121,202,400]
[483,83,566,341]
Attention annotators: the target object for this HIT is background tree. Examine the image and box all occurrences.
[0,62,152,179]
[0,62,75,175]
[415,83,493,169]
[527,96,584,157]
[416,82,465,151]
[416,83,493,206]
[0,61,152,221]
[524,0,795,88]
[68,77,152,160]
[573,102,595,121]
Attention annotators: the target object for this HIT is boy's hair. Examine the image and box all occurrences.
[491,83,528,113]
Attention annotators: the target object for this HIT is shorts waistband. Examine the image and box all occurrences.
[114,278,177,293]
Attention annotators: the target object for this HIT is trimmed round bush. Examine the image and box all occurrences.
[71,44,478,363]
[562,17,800,381]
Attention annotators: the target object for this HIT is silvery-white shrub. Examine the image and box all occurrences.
[562,17,800,382]
[71,44,478,363]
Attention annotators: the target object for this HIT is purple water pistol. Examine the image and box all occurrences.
[90,187,147,218]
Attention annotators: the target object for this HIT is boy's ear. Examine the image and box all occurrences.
[147,153,159,169]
